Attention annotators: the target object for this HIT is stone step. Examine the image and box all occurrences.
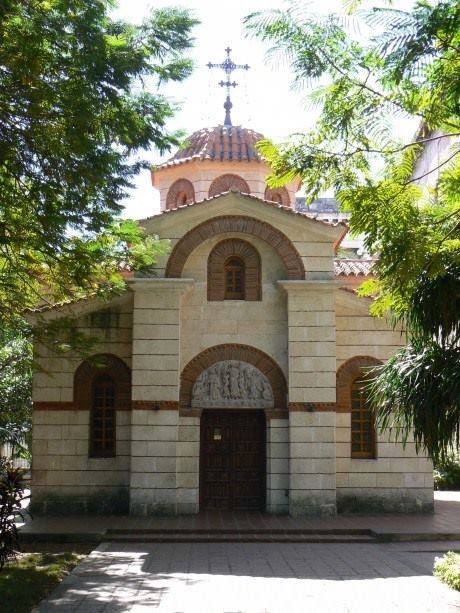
[106,527,373,536]
[103,531,376,544]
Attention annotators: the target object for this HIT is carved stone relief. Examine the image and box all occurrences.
[191,360,274,408]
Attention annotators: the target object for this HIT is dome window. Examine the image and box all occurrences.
[209,174,250,198]
[264,186,290,207]
[166,179,195,209]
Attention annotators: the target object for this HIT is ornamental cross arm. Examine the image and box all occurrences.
[207,47,251,127]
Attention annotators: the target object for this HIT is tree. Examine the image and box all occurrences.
[0,0,198,324]
[0,321,32,458]
[246,0,460,462]
[0,458,28,570]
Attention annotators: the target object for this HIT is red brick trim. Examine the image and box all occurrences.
[165,215,305,280]
[74,354,131,411]
[166,178,195,209]
[179,408,203,417]
[132,400,179,411]
[208,174,250,197]
[264,186,290,207]
[180,344,287,410]
[288,402,336,412]
[208,238,261,301]
[34,401,132,411]
[265,409,289,420]
[336,356,382,413]
[34,402,76,411]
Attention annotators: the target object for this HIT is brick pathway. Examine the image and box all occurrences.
[35,541,460,612]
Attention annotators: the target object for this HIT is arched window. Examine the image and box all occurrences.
[208,239,261,301]
[264,186,290,207]
[208,174,250,198]
[224,257,245,300]
[74,353,131,458]
[350,377,376,459]
[166,178,195,209]
[90,374,116,457]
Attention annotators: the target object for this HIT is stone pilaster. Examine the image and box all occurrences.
[128,278,194,515]
[278,280,337,516]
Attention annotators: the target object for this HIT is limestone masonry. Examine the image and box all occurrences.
[30,124,434,516]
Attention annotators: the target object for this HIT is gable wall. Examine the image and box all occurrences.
[142,193,339,281]
[180,234,288,372]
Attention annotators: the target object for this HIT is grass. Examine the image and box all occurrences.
[434,551,460,591]
[0,545,93,613]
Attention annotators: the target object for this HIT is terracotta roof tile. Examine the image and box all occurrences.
[157,125,265,168]
[334,259,375,276]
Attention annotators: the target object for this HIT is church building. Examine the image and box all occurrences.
[30,58,434,517]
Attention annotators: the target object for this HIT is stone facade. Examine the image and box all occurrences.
[30,126,434,517]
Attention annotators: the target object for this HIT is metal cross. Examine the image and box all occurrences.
[207,47,250,127]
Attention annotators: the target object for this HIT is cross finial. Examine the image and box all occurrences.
[207,47,250,127]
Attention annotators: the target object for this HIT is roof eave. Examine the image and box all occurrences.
[140,191,347,241]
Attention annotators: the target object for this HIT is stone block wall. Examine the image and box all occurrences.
[31,298,133,514]
[130,410,179,515]
[266,417,289,514]
[280,279,338,516]
[336,413,434,512]
[129,278,193,515]
[335,290,433,513]
[31,410,131,514]
[289,412,337,516]
[176,413,200,514]
[335,290,403,367]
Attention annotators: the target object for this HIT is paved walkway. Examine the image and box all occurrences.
[21,492,460,541]
[35,541,460,612]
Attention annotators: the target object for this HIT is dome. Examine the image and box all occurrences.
[158,125,265,169]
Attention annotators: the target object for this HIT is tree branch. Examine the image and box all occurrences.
[404,150,460,186]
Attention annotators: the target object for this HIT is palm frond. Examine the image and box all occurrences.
[369,339,460,464]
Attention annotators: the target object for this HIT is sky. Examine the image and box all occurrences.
[112,0,413,219]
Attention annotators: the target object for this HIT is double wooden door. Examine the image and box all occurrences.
[200,410,266,511]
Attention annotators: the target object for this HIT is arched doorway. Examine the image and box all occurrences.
[193,359,273,511]
[180,345,287,512]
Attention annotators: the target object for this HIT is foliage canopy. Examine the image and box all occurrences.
[0,0,198,324]
[246,0,460,461]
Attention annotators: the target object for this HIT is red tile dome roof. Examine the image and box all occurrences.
[158,125,265,168]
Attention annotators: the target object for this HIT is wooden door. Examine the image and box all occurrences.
[200,410,266,511]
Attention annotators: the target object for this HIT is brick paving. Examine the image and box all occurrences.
[34,541,460,612]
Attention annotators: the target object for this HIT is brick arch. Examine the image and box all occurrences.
[165,215,305,280]
[336,356,382,413]
[166,178,195,209]
[180,344,287,410]
[208,238,261,301]
[209,174,250,197]
[74,353,131,410]
[264,186,290,207]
